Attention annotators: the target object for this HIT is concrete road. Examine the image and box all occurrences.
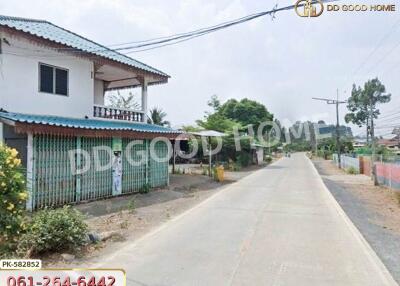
[100,153,397,286]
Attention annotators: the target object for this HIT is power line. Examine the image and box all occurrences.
[375,125,400,129]
[340,15,400,90]
[3,0,340,58]
[105,6,281,48]
[376,115,400,124]
[72,0,339,53]
[377,107,400,118]
[364,36,400,76]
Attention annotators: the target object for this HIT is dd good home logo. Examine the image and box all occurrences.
[295,0,324,17]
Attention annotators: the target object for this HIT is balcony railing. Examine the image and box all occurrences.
[93,105,144,122]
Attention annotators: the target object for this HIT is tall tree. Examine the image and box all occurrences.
[345,78,391,141]
[207,94,221,112]
[148,107,170,127]
[197,96,273,133]
[196,113,239,132]
[219,98,274,129]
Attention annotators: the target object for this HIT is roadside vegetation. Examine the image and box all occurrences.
[183,95,281,170]
[0,145,27,257]
[18,207,88,257]
[345,78,391,141]
[0,144,89,259]
[346,166,358,175]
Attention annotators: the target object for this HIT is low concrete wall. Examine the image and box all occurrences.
[376,162,400,191]
[332,154,400,191]
[333,154,360,173]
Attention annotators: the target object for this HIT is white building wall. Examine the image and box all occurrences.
[93,79,104,105]
[0,34,94,118]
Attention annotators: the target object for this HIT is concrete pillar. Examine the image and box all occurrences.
[76,136,82,202]
[0,122,3,143]
[141,77,148,123]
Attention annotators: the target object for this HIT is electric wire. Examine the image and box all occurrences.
[2,0,340,57]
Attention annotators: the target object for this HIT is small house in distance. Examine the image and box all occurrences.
[0,15,180,210]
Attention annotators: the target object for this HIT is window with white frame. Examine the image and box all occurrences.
[39,63,68,96]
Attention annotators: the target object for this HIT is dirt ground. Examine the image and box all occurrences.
[313,158,400,234]
[45,164,267,267]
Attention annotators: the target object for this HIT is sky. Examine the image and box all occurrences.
[1,0,400,137]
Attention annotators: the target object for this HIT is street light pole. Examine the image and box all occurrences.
[312,91,347,168]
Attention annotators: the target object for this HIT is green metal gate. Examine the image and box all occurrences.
[31,135,170,209]
[32,135,76,209]
[122,139,148,193]
[149,140,169,187]
[80,137,113,201]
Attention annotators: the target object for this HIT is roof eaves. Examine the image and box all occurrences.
[0,15,170,79]
[0,112,181,134]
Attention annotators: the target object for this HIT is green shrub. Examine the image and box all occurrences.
[265,156,273,163]
[18,206,88,256]
[236,152,252,167]
[139,183,150,194]
[127,198,135,213]
[233,162,242,171]
[212,167,217,180]
[0,145,28,253]
[346,166,358,175]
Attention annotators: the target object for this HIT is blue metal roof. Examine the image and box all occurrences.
[0,112,179,134]
[0,15,168,78]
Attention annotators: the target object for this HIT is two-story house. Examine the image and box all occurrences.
[0,15,181,210]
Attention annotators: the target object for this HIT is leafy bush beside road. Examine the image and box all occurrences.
[346,166,359,175]
[18,206,88,256]
[0,145,27,254]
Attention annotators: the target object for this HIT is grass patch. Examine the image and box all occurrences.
[346,166,359,175]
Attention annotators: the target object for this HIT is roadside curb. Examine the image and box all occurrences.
[308,157,398,286]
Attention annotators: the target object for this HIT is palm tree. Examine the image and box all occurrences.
[148,107,170,127]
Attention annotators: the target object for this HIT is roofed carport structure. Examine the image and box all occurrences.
[0,112,182,140]
[0,112,181,211]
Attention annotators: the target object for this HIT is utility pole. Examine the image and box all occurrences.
[335,89,341,166]
[393,127,400,149]
[313,90,347,168]
[369,95,378,185]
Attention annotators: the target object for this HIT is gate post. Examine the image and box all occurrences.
[145,139,149,185]
[76,136,82,202]
[26,133,34,211]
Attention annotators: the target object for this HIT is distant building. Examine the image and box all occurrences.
[353,138,367,148]
[317,122,353,138]
[377,136,400,152]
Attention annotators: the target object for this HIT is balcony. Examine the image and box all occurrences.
[93,105,145,122]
